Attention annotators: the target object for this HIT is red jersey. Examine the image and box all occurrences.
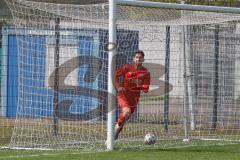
[115,64,150,107]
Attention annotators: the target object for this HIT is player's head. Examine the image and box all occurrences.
[133,50,145,65]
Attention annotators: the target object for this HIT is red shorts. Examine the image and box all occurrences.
[119,105,136,114]
[118,96,137,114]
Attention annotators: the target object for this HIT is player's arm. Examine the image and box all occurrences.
[115,65,128,91]
[142,71,150,93]
[129,71,150,93]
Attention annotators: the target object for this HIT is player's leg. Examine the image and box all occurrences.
[115,106,135,140]
[115,107,131,140]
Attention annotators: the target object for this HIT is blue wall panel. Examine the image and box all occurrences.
[6,29,139,119]
[7,35,46,117]
[18,35,47,117]
[7,35,18,117]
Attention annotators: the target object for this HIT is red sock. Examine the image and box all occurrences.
[115,110,133,140]
[117,112,125,127]
[117,112,132,127]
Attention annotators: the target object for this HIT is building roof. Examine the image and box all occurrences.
[0,0,107,21]
[0,0,11,17]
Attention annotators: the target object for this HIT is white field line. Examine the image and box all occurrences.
[0,151,105,159]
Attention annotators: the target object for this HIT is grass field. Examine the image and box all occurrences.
[0,143,240,160]
[1,117,240,160]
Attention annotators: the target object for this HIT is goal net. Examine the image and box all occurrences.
[4,0,240,150]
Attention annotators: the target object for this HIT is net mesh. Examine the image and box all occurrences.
[4,0,240,150]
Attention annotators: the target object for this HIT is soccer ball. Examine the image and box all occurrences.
[144,133,156,145]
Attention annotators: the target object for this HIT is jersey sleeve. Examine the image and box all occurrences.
[142,71,150,93]
[126,70,150,93]
[115,65,129,89]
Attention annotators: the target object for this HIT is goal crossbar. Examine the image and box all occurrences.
[116,0,240,14]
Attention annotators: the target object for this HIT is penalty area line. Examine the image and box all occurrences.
[0,151,105,159]
[0,154,39,159]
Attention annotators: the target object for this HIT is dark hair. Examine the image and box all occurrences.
[134,50,145,57]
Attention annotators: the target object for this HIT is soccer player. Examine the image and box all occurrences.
[114,50,151,140]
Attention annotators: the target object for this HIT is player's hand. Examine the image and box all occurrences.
[142,85,149,93]
[117,87,126,92]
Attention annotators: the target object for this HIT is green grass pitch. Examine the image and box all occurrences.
[0,143,240,160]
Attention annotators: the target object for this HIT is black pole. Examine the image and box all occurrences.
[53,17,60,136]
[212,25,219,129]
[164,26,170,131]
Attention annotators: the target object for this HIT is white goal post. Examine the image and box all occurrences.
[107,0,240,150]
[2,0,240,151]
[107,0,117,151]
